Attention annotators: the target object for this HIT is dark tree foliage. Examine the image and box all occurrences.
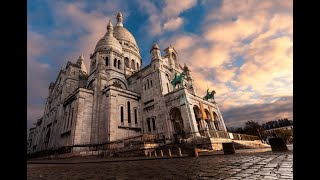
[261,118,292,130]
[243,120,263,136]
[226,126,245,134]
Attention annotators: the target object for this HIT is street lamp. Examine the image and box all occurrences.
[257,129,263,143]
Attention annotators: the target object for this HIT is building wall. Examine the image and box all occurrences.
[28,39,228,155]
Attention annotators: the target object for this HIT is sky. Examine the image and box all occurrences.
[27,0,293,130]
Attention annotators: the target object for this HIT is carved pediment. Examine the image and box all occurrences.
[112,81,122,89]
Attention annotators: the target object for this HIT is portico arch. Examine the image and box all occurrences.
[212,111,220,130]
[193,105,202,133]
[169,107,185,138]
[204,109,213,130]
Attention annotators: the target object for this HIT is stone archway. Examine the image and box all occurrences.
[193,106,202,134]
[212,111,220,130]
[204,109,213,130]
[169,107,185,138]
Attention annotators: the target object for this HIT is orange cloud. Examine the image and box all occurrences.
[163,17,184,31]
[163,0,197,18]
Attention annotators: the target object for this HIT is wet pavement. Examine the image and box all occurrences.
[27,146,293,179]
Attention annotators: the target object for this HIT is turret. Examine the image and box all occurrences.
[150,42,162,61]
[77,54,87,74]
[164,45,178,68]
[183,63,196,95]
[183,63,191,80]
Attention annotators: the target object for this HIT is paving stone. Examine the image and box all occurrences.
[28,150,293,179]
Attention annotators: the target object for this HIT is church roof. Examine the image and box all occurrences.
[95,20,123,53]
[113,26,138,47]
[150,42,160,52]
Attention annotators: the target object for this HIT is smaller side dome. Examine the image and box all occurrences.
[94,20,122,53]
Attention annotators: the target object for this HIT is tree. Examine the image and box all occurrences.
[226,126,245,134]
[243,120,263,136]
[226,126,236,132]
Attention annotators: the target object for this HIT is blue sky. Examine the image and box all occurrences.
[27,0,293,129]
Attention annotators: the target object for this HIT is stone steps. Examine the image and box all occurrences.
[232,140,270,149]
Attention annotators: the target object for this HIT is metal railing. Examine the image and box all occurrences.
[230,133,260,141]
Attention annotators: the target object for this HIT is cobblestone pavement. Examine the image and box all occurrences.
[27,149,293,180]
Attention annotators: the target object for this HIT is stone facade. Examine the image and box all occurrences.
[27,12,227,154]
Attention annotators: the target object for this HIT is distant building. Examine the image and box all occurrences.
[27,12,227,154]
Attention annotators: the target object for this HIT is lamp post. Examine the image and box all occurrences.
[257,129,263,143]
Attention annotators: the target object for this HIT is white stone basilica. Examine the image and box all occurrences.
[27,12,228,155]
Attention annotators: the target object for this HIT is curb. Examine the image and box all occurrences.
[27,155,189,164]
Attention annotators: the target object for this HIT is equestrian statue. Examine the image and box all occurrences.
[171,72,185,88]
[203,89,216,101]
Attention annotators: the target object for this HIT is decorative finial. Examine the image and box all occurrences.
[116,11,123,27]
[107,19,113,35]
[79,53,84,60]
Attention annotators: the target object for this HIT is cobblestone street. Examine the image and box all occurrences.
[27,147,292,180]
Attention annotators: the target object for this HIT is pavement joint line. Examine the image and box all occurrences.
[225,154,280,179]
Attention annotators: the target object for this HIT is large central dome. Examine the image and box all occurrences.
[113,12,140,56]
[113,26,138,47]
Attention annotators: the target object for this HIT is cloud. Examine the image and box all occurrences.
[28,0,293,128]
[163,17,184,31]
[27,1,125,127]
[158,0,292,127]
[138,0,197,35]
[223,96,293,127]
[163,0,197,17]
[27,29,52,122]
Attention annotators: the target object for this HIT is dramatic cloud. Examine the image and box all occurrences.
[223,96,293,127]
[138,0,197,35]
[157,0,292,125]
[163,0,197,17]
[28,0,293,129]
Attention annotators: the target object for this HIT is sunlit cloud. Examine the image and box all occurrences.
[163,17,184,31]
[27,0,293,129]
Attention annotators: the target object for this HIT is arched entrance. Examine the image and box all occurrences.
[204,109,213,130]
[169,107,185,139]
[193,105,204,135]
[212,111,220,130]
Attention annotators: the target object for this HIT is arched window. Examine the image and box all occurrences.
[67,106,71,129]
[136,63,139,70]
[134,109,137,124]
[106,57,109,66]
[127,101,131,123]
[147,79,150,89]
[152,118,156,130]
[119,106,124,124]
[125,57,129,68]
[118,60,121,69]
[114,58,117,67]
[150,80,153,87]
[131,59,135,70]
[63,111,68,130]
[69,107,74,128]
[147,118,151,132]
